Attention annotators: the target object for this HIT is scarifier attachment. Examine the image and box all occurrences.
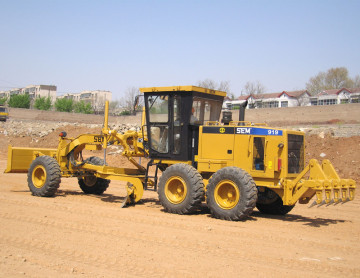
[286,159,356,208]
[308,181,355,208]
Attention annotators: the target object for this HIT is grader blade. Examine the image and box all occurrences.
[119,182,138,208]
[119,190,130,208]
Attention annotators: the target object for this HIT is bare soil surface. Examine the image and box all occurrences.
[0,108,360,277]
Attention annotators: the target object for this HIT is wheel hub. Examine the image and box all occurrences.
[214,180,240,210]
[165,176,187,204]
[83,175,97,187]
[32,165,47,188]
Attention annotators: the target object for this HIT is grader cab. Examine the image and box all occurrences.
[5,86,356,221]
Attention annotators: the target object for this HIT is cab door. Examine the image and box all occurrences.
[145,93,189,161]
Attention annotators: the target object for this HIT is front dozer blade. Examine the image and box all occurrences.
[5,145,57,173]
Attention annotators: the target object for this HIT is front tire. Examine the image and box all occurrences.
[206,167,257,221]
[158,164,204,214]
[78,157,110,195]
[27,156,61,197]
[256,187,295,215]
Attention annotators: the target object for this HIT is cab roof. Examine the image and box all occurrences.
[139,86,227,97]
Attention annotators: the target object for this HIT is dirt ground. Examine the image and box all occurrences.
[0,117,360,277]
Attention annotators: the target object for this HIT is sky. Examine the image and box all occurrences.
[0,0,359,100]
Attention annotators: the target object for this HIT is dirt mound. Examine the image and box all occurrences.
[305,135,360,183]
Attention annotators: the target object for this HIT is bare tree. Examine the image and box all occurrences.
[120,87,140,113]
[197,79,218,90]
[218,81,230,93]
[325,67,353,89]
[306,67,354,95]
[306,71,327,95]
[109,100,120,115]
[352,75,360,88]
[197,79,231,94]
[242,81,265,95]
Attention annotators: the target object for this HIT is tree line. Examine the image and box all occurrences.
[194,67,360,97]
[98,67,360,114]
[0,94,93,114]
[1,66,358,114]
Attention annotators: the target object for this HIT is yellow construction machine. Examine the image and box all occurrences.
[5,86,356,220]
[0,104,9,122]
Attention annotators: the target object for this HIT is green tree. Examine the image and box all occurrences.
[34,96,52,110]
[0,97,7,105]
[55,98,74,112]
[8,94,31,108]
[306,67,355,95]
[74,100,93,114]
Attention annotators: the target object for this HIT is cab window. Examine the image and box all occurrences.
[148,95,168,123]
[191,97,222,125]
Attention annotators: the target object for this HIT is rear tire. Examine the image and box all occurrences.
[27,156,61,197]
[206,167,257,221]
[78,157,110,195]
[158,164,204,214]
[256,187,295,215]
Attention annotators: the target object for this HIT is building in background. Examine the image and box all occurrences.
[311,88,360,105]
[1,85,112,113]
[0,85,57,103]
[58,90,112,113]
[223,90,311,109]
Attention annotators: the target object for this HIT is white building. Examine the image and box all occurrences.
[312,88,360,105]
[223,90,311,109]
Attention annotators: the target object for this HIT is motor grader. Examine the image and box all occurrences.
[5,86,356,221]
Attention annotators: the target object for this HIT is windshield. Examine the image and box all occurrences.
[148,95,168,123]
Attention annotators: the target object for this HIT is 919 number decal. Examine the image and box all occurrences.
[94,136,104,143]
[267,129,279,135]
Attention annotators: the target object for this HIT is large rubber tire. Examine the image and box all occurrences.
[27,156,61,197]
[78,157,110,195]
[256,187,295,215]
[158,164,204,214]
[206,167,257,221]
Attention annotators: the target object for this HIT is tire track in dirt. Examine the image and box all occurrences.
[1,172,360,277]
[0,234,172,278]
[1,192,359,247]
[1,207,359,277]
[0,194,358,254]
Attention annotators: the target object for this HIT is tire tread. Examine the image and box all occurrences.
[206,167,257,221]
[27,156,61,197]
[158,164,204,215]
